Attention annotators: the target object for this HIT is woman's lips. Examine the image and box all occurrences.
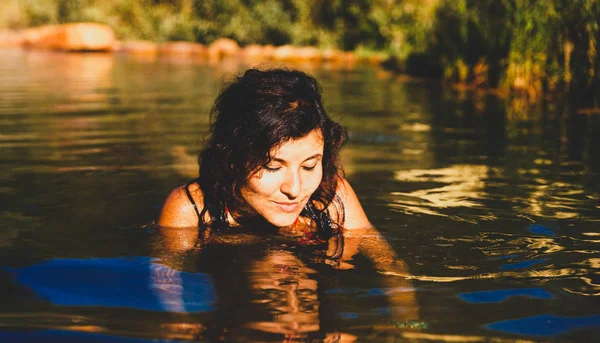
[273,201,300,213]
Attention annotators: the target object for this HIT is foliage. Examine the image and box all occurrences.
[21,0,58,26]
[57,0,84,23]
[7,0,600,98]
[417,0,599,100]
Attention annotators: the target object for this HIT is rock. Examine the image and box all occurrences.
[322,49,341,61]
[118,40,158,55]
[110,40,124,52]
[207,38,240,59]
[240,44,277,60]
[22,25,59,49]
[340,51,358,64]
[0,30,24,48]
[323,49,356,63]
[262,45,276,58]
[241,44,267,60]
[59,23,114,51]
[295,46,322,61]
[272,45,294,61]
[23,23,114,51]
[273,45,322,62]
[158,41,206,56]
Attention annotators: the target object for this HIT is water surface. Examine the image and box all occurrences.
[1,50,599,342]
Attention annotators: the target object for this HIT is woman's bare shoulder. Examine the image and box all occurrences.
[158,182,204,228]
[333,177,372,232]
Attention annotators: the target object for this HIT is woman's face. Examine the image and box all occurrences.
[240,129,324,227]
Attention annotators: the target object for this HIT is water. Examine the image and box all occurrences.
[1,49,599,342]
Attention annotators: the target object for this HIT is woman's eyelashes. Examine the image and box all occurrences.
[264,165,281,172]
[263,164,318,172]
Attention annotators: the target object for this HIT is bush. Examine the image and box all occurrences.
[22,0,57,26]
[12,0,599,99]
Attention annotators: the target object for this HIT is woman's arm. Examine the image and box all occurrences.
[334,178,419,320]
[150,188,206,339]
[334,178,410,275]
[158,185,202,229]
[157,185,204,253]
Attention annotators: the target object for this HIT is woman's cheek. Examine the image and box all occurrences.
[259,171,285,195]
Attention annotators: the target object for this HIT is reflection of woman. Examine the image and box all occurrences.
[156,68,418,341]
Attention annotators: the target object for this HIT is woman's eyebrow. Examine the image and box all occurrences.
[271,153,323,163]
[302,153,323,162]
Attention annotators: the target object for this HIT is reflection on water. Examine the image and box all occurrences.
[246,250,321,335]
[147,227,419,341]
[1,49,599,341]
[9,257,215,312]
[391,165,490,220]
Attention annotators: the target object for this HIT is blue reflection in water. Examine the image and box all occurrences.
[0,330,179,343]
[528,224,555,236]
[338,312,359,319]
[499,258,547,270]
[487,254,518,260]
[487,314,600,336]
[459,288,553,303]
[7,257,215,312]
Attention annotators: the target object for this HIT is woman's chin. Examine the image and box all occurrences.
[266,214,298,228]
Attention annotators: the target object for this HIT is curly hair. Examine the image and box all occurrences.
[197,68,348,233]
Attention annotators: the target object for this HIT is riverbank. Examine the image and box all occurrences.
[4,0,599,105]
[2,22,598,114]
[0,23,378,66]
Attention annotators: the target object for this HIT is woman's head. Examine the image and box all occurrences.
[199,68,347,227]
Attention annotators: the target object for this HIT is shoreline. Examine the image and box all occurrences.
[1,23,598,114]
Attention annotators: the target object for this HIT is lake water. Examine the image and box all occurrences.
[1,50,599,342]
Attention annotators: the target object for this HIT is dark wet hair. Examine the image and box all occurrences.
[197,68,348,234]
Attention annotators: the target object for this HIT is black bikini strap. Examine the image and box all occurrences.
[333,193,346,226]
[184,180,202,225]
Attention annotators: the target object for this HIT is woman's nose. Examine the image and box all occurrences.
[281,170,301,198]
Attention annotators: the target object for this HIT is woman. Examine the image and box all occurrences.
[154,68,418,340]
[158,68,370,237]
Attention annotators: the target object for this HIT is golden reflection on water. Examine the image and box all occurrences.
[563,276,600,296]
[513,236,564,254]
[390,162,597,222]
[2,51,599,341]
[148,226,421,341]
[517,180,593,221]
[472,234,566,259]
[246,250,321,335]
[391,164,490,219]
[389,267,587,283]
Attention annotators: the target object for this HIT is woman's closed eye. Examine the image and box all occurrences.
[264,165,281,172]
[263,164,317,172]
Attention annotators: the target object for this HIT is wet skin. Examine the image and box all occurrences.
[240,129,324,227]
[157,129,370,231]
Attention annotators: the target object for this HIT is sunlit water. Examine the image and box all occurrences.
[1,50,599,342]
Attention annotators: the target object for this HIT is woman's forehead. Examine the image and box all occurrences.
[270,129,324,160]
